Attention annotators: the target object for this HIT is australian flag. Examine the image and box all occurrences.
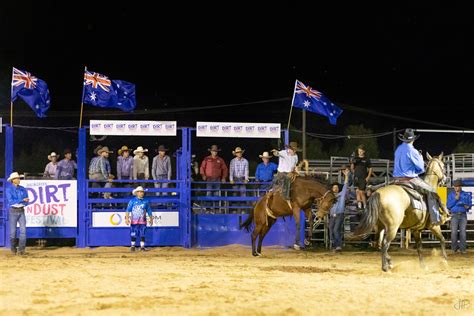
[83,70,136,112]
[11,67,51,118]
[292,79,343,125]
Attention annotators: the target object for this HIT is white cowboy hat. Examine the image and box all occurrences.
[133,146,148,155]
[7,172,24,182]
[232,147,245,155]
[48,152,59,161]
[259,151,273,158]
[132,186,146,196]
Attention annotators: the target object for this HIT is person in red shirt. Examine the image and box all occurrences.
[200,145,228,213]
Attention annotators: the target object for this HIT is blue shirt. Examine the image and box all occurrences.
[447,191,472,213]
[6,184,29,209]
[126,197,153,224]
[393,142,425,177]
[330,182,349,216]
[55,159,77,179]
[255,162,278,181]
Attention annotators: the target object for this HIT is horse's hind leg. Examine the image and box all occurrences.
[381,227,397,272]
[257,217,276,255]
[251,225,263,257]
[413,230,425,268]
[429,225,448,261]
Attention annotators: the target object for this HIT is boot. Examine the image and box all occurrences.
[10,238,18,254]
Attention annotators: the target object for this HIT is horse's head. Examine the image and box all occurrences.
[425,152,446,185]
[315,190,337,220]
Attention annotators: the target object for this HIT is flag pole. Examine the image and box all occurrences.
[10,68,14,126]
[79,66,87,128]
[286,79,298,139]
[302,109,306,160]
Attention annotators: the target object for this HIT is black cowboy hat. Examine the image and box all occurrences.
[155,145,169,153]
[398,128,420,142]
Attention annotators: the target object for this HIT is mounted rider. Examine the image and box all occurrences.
[271,141,300,201]
[393,128,449,225]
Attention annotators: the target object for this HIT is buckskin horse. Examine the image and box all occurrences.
[347,152,449,271]
[240,176,336,256]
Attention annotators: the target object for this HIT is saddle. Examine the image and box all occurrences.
[393,182,427,212]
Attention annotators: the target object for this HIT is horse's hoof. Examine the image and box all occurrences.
[252,252,259,257]
[256,252,262,257]
[304,239,311,246]
[388,263,394,270]
[293,244,301,250]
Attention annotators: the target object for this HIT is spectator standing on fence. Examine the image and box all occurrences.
[55,148,77,180]
[133,146,150,185]
[255,151,278,190]
[125,186,153,252]
[191,154,200,181]
[447,179,472,254]
[6,172,30,255]
[229,147,249,213]
[152,145,172,196]
[350,144,373,211]
[43,152,59,179]
[329,168,350,253]
[200,145,228,213]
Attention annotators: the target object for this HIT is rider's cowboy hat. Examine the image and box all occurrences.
[48,152,59,161]
[155,145,169,153]
[232,147,245,155]
[208,144,221,152]
[117,146,130,155]
[98,146,113,154]
[259,151,273,158]
[285,141,302,152]
[453,179,463,187]
[7,172,24,182]
[133,146,148,155]
[132,186,146,196]
[398,128,420,142]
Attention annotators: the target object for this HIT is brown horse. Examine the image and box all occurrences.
[347,152,448,271]
[240,176,336,256]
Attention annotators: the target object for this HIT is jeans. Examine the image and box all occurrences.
[9,208,26,252]
[329,213,344,248]
[408,177,443,224]
[206,178,221,212]
[154,175,169,196]
[450,212,467,251]
[232,177,247,213]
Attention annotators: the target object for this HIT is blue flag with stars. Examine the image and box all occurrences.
[83,70,136,112]
[292,79,343,125]
[11,67,51,118]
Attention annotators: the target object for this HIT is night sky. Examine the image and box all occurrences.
[1,2,473,157]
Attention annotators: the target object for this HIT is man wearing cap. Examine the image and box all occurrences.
[447,179,471,254]
[55,149,77,180]
[255,151,278,191]
[152,145,172,196]
[271,141,300,201]
[125,186,154,252]
[200,145,228,212]
[229,147,249,213]
[43,152,59,179]
[393,128,448,225]
[132,146,150,183]
[6,172,30,255]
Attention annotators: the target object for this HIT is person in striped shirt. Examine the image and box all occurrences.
[229,147,249,213]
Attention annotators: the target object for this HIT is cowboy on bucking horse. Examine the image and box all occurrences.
[271,141,301,201]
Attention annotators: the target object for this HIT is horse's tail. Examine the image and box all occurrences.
[240,203,255,232]
[345,192,381,240]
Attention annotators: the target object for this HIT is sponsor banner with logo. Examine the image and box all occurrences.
[90,120,177,136]
[92,212,179,227]
[196,122,281,138]
[21,180,77,227]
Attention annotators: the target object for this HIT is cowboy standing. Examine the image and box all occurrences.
[229,147,249,213]
[255,151,278,190]
[152,145,172,196]
[200,145,228,212]
[329,168,350,253]
[132,146,150,183]
[393,128,448,225]
[271,141,300,201]
[89,146,113,183]
[125,186,154,252]
[6,172,30,255]
[117,145,133,182]
[43,152,59,179]
[55,148,77,180]
[447,179,471,254]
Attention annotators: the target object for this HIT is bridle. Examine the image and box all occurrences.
[425,158,446,183]
[313,190,336,227]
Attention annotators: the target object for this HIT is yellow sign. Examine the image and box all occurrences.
[437,187,447,205]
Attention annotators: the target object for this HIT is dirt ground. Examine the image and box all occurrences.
[1,245,473,315]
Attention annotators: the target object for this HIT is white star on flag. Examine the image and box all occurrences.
[303,100,311,108]
[89,91,97,101]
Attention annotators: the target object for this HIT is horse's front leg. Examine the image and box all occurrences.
[293,207,302,250]
[304,208,312,247]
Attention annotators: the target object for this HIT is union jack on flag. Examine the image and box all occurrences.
[12,67,38,89]
[11,67,51,118]
[292,79,343,125]
[84,70,112,92]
